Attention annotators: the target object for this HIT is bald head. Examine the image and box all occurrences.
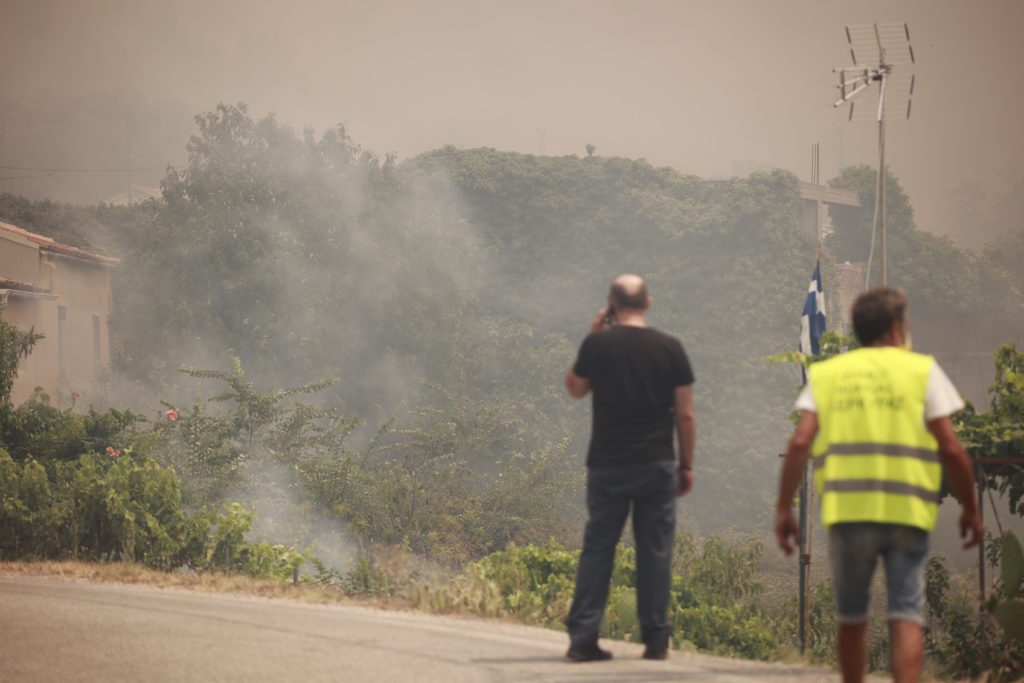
[609,274,649,312]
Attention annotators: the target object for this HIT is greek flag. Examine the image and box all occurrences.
[799,261,827,371]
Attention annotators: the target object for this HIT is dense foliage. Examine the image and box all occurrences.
[2,103,1024,677]
[420,536,781,661]
[7,104,1018,533]
[51,104,829,530]
[0,320,301,574]
[828,166,991,317]
[0,193,102,251]
[154,358,582,564]
[955,345,1024,514]
[406,146,818,524]
[925,553,1024,681]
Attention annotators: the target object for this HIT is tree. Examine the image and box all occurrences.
[828,165,915,264]
[954,345,1024,516]
[0,316,41,407]
[828,165,988,317]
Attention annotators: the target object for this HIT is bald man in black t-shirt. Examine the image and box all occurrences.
[563,274,696,662]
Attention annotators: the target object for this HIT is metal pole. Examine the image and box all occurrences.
[814,143,824,246]
[977,463,985,603]
[798,462,809,654]
[125,115,133,207]
[864,111,885,290]
[806,476,815,619]
[878,117,887,286]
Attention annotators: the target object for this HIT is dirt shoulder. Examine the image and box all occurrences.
[0,560,403,608]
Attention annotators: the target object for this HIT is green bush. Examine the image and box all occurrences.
[469,540,579,624]
[422,535,782,660]
[311,555,408,597]
[923,554,1024,681]
[670,534,781,659]
[0,447,308,578]
[1,448,198,567]
[673,603,778,659]
[152,360,582,565]
[0,389,140,464]
[802,581,839,663]
[205,502,311,578]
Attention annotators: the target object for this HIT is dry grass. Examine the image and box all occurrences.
[0,560,410,609]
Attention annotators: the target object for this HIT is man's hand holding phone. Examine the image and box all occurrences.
[591,306,615,333]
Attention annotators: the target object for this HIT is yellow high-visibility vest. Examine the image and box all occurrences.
[809,347,941,531]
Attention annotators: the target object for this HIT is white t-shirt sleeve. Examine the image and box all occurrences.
[795,381,817,413]
[924,362,965,420]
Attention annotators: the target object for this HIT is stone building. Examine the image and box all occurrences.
[0,221,118,404]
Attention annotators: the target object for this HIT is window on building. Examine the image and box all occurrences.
[92,315,101,374]
[58,305,67,380]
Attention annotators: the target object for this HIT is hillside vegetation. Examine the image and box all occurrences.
[1,103,1023,678]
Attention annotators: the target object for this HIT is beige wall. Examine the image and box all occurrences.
[0,237,43,284]
[49,255,112,312]
[6,294,59,404]
[2,246,113,405]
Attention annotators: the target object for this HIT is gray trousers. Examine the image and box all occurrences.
[566,460,677,650]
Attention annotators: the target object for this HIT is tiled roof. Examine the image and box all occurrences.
[0,221,120,266]
[0,277,52,295]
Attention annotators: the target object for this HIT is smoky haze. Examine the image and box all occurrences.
[2,0,1023,569]
[1,0,1022,247]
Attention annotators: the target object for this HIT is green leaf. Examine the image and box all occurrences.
[995,598,1024,641]
[1002,530,1024,599]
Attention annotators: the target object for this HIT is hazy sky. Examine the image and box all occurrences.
[1,0,1021,244]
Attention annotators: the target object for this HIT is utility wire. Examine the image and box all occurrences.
[0,173,55,181]
[0,164,167,174]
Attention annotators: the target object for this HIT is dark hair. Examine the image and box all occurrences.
[609,281,649,311]
[852,287,908,346]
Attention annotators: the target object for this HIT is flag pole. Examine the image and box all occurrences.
[799,140,826,650]
[803,248,823,655]
[798,459,809,654]
[798,248,824,657]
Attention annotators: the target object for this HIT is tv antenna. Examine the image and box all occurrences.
[833,23,916,287]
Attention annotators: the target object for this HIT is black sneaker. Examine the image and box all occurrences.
[642,647,668,660]
[566,642,613,662]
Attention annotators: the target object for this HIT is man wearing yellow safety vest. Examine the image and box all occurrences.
[775,288,983,683]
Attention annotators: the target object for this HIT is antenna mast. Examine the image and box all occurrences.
[833,23,916,288]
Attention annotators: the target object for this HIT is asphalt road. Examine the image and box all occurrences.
[0,575,852,682]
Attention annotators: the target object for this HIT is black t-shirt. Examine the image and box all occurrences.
[573,326,694,468]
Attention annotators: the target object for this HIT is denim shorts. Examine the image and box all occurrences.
[828,522,929,625]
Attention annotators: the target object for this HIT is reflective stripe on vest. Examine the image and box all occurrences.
[809,347,941,531]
